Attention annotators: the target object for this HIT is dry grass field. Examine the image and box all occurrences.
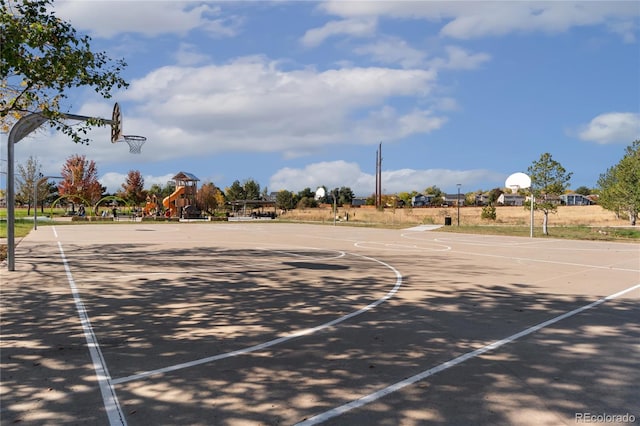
[277,205,631,228]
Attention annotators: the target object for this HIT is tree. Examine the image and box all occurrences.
[296,187,316,208]
[118,170,146,206]
[337,186,354,206]
[275,190,296,211]
[197,182,225,215]
[58,154,103,208]
[243,179,261,200]
[225,180,245,202]
[488,188,503,206]
[397,191,418,207]
[597,140,640,226]
[574,186,591,196]
[527,152,573,235]
[41,180,58,212]
[1,0,128,141]
[15,155,42,215]
[424,185,443,206]
[148,182,175,199]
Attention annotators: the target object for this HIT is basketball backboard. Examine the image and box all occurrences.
[505,172,531,193]
[110,102,147,153]
[111,102,123,143]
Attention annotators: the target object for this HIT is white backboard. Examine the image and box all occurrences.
[505,172,531,191]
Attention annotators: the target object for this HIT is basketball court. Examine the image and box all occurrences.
[2,222,638,425]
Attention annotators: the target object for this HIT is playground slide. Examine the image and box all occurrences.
[162,186,185,217]
[143,201,157,215]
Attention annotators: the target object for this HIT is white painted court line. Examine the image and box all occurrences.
[54,228,127,426]
[112,252,402,385]
[404,225,443,231]
[295,282,640,426]
[452,247,640,273]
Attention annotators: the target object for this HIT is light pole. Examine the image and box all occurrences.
[332,189,337,226]
[33,175,62,230]
[456,183,461,226]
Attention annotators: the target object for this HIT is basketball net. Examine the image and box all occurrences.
[121,135,146,154]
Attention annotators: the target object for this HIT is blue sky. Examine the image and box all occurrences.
[4,0,639,196]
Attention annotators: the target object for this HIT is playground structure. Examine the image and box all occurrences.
[143,194,159,216]
[162,172,201,218]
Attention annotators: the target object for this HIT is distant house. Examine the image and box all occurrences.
[267,192,279,202]
[442,193,464,206]
[560,193,594,206]
[351,197,367,207]
[475,194,489,206]
[411,194,437,207]
[498,193,525,206]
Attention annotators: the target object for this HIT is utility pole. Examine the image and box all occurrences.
[377,142,382,208]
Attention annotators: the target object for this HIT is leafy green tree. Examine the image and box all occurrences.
[225,180,245,201]
[1,0,128,141]
[597,140,639,226]
[15,155,42,214]
[40,180,58,212]
[488,188,503,206]
[148,182,175,199]
[294,188,316,208]
[574,186,591,196]
[481,205,497,220]
[275,190,297,211]
[297,187,315,200]
[397,191,418,207]
[528,152,573,235]
[338,186,354,205]
[243,179,261,200]
[423,185,444,206]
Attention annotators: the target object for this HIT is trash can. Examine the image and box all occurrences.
[444,216,452,226]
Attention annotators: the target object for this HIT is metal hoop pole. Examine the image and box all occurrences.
[6,111,118,271]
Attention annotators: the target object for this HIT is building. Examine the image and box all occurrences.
[411,194,437,207]
[497,193,525,206]
[560,193,594,206]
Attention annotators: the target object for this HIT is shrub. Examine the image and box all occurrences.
[481,205,497,220]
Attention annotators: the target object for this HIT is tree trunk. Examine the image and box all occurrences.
[543,212,549,235]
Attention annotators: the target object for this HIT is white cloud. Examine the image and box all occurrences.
[269,161,504,196]
[55,1,242,39]
[318,1,639,41]
[578,112,640,144]
[352,36,428,68]
[11,56,446,191]
[429,46,491,70]
[117,57,440,160]
[301,17,377,47]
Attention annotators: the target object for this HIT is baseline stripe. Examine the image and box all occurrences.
[57,239,127,425]
[295,283,640,425]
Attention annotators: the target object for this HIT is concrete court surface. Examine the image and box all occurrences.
[1,222,638,426]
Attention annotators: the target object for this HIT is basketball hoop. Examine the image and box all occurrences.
[110,103,147,154]
[119,135,146,154]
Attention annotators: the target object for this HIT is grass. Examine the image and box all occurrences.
[436,224,640,242]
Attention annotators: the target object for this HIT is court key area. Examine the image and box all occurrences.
[1,222,638,425]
